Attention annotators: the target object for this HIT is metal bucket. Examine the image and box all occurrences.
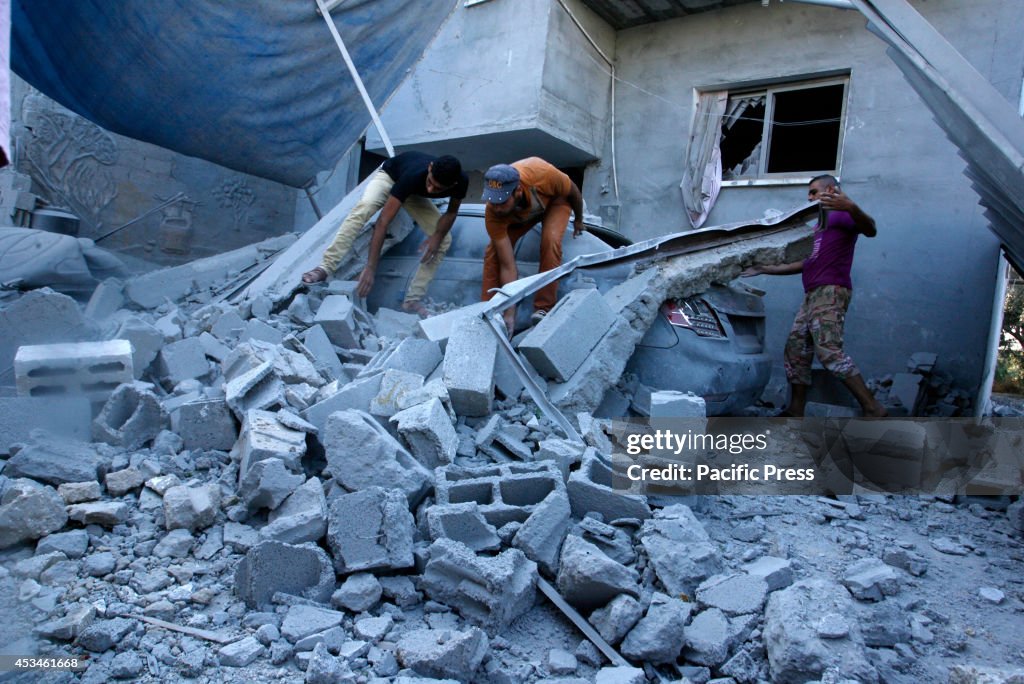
[31,208,80,236]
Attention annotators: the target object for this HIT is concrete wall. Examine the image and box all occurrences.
[11,78,297,266]
[590,0,1022,390]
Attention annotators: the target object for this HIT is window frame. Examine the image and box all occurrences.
[719,75,851,187]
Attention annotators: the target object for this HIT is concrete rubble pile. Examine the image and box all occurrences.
[0,249,1022,684]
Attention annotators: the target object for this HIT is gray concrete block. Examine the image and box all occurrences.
[234,541,335,610]
[172,399,238,451]
[225,360,284,418]
[332,572,382,613]
[370,369,424,417]
[396,627,489,681]
[682,608,736,668]
[105,468,146,497]
[373,306,420,340]
[315,295,359,349]
[236,409,307,478]
[36,529,89,558]
[302,374,382,434]
[323,409,432,506]
[422,538,538,634]
[519,289,616,382]
[158,337,209,384]
[163,483,220,531]
[211,310,246,343]
[262,476,328,545]
[242,319,285,345]
[435,461,565,529]
[425,502,501,552]
[741,556,794,592]
[890,372,925,415]
[326,487,414,574]
[93,382,168,450]
[640,504,723,598]
[0,396,91,454]
[556,534,639,612]
[115,318,165,379]
[535,438,586,481]
[379,337,443,377]
[620,592,693,664]
[66,501,129,527]
[239,458,305,514]
[513,488,571,576]
[15,339,133,401]
[218,636,265,667]
[302,324,346,382]
[588,594,643,646]
[594,666,646,684]
[83,278,125,321]
[416,300,492,351]
[57,481,102,504]
[391,397,457,469]
[841,557,902,601]
[566,451,651,521]
[650,390,706,418]
[442,315,496,417]
[696,573,769,615]
[0,479,68,549]
[4,434,108,485]
[198,331,231,363]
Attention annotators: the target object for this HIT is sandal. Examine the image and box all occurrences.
[301,266,328,284]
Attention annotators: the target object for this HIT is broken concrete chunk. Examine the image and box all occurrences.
[426,502,501,552]
[234,540,335,610]
[371,368,424,417]
[649,390,707,420]
[326,487,414,574]
[239,458,304,514]
[76,617,136,653]
[302,324,346,382]
[442,315,496,417]
[620,592,693,664]
[0,479,69,549]
[696,572,769,615]
[163,483,220,531]
[302,374,382,433]
[173,399,238,451]
[567,451,650,522]
[519,288,616,382]
[682,608,736,668]
[763,579,877,683]
[262,476,328,545]
[281,604,345,643]
[379,336,443,377]
[841,557,902,601]
[639,504,723,597]
[218,635,265,667]
[104,468,145,497]
[332,572,383,613]
[153,528,195,559]
[422,538,538,634]
[36,529,88,559]
[116,317,164,379]
[236,409,307,478]
[741,556,794,592]
[323,409,432,506]
[66,501,129,527]
[391,397,458,468]
[159,337,210,384]
[512,487,571,576]
[58,481,102,504]
[555,534,639,612]
[588,594,643,646]
[594,666,646,684]
[315,295,360,349]
[225,360,284,418]
[5,434,108,485]
[396,627,489,681]
[93,382,168,450]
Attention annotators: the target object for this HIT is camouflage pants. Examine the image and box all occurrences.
[784,284,859,385]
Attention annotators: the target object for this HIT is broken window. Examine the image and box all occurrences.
[721,78,848,179]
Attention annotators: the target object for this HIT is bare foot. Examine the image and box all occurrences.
[301,266,328,284]
[401,300,429,319]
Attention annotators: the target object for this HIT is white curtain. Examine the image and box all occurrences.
[680,91,727,229]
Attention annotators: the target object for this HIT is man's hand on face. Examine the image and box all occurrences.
[818,187,856,213]
[356,266,376,298]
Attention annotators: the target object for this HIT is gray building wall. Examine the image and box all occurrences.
[11,77,297,266]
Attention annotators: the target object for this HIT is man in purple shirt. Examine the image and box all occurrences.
[743,175,886,417]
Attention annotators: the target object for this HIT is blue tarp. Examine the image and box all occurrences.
[11,0,456,188]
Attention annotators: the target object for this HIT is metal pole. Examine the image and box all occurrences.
[315,0,396,157]
[304,184,324,220]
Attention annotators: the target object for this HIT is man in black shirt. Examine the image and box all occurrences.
[302,152,468,315]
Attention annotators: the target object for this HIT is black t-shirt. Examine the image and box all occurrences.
[382,151,468,203]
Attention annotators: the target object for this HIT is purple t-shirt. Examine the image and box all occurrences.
[802,210,859,292]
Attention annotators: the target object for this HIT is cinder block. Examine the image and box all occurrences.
[425,502,501,552]
[434,461,565,529]
[93,382,168,450]
[242,319,285,345]
[239,458,305,514]
[390,397,457,469]
[302,374,382,434]
[211,310,246,343]
[442,315,496,417]
[225,360,284,418]
[0,288,99,384]
[513,488,571,576]
[536,439,586,481]
[14,340,133,402]
[234,541,335,609]
[315,295,359,349]
[236,409,307,478]
[326,487,414,574]
[519,289,615,382]
[302,325,346,382]
[422,538,538,634]
[158,337,209,385]
[198,332,231,363]
[261,477,328,545]
[172,399,238,451]
[416,301,492,352]
[0,396,92,454]
[115,317,163,379]
[567,451,651,521]
[371,369,425,418]
[379,337,442,378]
[557,534,640,611]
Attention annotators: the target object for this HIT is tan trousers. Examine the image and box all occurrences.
[319,168,452,303]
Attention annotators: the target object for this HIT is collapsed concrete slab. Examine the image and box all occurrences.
[422,538,538,634]
[234,540,335,609]
[326,487,414,574]
[323,409,432,506]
